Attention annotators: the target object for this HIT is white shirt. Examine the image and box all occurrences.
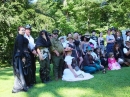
[123,46,129,54]
[89,39,97,48]
[24,33,35,51]
[64,56,74,65]
[126,36,130,41]
[91,52,98,59]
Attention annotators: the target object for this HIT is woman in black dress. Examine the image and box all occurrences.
[12,26,32,93]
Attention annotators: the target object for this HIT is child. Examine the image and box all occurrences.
[108,52,121,70]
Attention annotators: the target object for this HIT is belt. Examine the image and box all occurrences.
[52,52,63,56]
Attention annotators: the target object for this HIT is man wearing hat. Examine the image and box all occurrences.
[123,40,130,66]
[24,24,37,84]
[50,30,64,80]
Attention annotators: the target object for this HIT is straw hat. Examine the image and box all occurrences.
[64,47,73,52]
[67,36,74,40]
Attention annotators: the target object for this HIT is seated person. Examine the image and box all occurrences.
[95,48,108,67]
[108,52,121,70]
[123,40,130,66]
[113,43,124,65]
[62,47,94,81]
[82,46,97,73]
[90,45,104,70]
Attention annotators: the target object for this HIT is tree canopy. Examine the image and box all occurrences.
[0,0,130,65]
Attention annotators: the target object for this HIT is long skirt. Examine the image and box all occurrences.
[62,69,94,81]
[106,43,114,56]
[12,53,32,92]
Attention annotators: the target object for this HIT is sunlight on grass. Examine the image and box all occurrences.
[0,66,130,97]
[57,87,96,97]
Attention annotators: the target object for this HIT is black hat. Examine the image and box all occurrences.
[91,30,96,33]
[52,30,59,34]
[126,30,130,35]
[111,27,116,31]
[25,24,31,29]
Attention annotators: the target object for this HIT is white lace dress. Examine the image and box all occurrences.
[62,55,94,81]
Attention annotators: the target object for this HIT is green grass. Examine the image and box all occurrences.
[0,65,130,97]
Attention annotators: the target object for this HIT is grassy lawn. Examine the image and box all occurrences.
[0,64,130,97]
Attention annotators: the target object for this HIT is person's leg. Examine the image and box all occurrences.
[58,55,64,78]
[83,66,97,73]
[39,59,46,83]
[79,56,83,66]
[45,57,51,82]
[52,55,60,80]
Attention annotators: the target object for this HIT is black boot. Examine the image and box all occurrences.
[39,68,47,83]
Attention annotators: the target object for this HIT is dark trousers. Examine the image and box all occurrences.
[39,57,50,82]
[29,50,36,84]
[52,55,64,78]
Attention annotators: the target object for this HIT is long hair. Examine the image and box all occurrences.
[113,43,120,52]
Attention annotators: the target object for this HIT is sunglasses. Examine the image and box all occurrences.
[87,50,92,52]
[54,33,58,35]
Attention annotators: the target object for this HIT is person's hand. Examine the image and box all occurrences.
[22,57,26,64]
[32,50,37,56]
[55,51,59,56]
[39,55,44,61]
[74,74,78,78]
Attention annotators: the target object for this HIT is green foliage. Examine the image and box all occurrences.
[0,0,130,65]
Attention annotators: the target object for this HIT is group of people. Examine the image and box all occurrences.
[12,25,130,93]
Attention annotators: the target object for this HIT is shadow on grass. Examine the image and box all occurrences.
[1,64,130,97]
[24,66,130,97]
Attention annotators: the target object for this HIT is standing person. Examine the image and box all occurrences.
[12,26,32,93]
[81,33,90,56]
[91,30,98,48]
[35,30,51,83]
[115,30,124,51]
[98,32,105,54]
[111,27,116,38]
[106,28,115,56]
[73,32,83,67]
[24,24,37,84]
[50,30,64,80]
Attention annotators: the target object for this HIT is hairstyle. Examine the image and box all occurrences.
[39,30,50,40]
[113,43,120,51]
[108,52,114,58]
[18,26,25,31]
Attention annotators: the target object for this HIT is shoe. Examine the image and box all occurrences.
[42,80,47,83]
[12,89,27,93]
[46,77,52,83]
[102,69,106,74]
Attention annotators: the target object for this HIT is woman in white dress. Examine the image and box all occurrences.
[62,47,94,81]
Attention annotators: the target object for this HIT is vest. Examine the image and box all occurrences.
[124,46,130,58]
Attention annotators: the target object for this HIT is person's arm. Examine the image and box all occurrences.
[106,35,114,43]
[50,39,59,56]
[123,48,130,56]
[37,48,44,60]
[98,37,100,47]
[68,65,78,78]
[81,42,85,55]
